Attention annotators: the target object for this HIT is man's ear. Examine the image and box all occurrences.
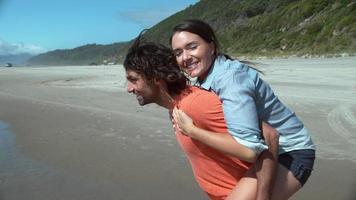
[153,78,163,85]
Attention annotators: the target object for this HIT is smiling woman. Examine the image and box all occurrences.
[170,19,316,200]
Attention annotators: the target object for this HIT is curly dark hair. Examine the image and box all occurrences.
[124,31,189,95]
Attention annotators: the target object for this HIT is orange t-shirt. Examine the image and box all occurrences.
[174,86,251,200]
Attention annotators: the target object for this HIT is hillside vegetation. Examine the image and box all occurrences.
[29,0,356,66]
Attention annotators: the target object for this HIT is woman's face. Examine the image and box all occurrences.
[171,31,215,79]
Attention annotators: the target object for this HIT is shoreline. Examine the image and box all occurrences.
[235,52,356,61]
[0,93,205,200]
[2,54,356,68]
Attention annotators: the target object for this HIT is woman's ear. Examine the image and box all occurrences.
[209,42,216,56]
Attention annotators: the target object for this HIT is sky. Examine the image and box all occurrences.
[0,0,198,55]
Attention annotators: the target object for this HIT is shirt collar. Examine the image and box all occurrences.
[199,55,227,90]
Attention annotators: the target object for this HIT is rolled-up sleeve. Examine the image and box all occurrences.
[212,68,268,154]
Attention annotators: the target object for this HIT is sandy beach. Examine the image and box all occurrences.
[0,57,356,200]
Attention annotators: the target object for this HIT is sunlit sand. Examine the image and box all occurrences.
[0,57,355,199]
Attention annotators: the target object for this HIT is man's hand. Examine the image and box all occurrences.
[255,122,279,200]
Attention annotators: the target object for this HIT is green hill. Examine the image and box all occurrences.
[28,0,356,66]
[28,42,131,66]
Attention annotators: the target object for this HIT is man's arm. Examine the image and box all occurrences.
[255,122,279,200]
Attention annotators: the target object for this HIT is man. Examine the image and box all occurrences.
[123,36,277,200]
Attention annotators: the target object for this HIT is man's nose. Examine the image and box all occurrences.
[126,82,134,93]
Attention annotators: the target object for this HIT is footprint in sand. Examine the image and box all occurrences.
[327,103,356,145]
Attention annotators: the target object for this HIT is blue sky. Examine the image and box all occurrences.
[0,0,198,55]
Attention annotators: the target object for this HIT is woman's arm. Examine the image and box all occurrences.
[203,60,279,199]
[212,67,267,154]
[172,107,257,163]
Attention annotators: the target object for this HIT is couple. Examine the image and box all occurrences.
[124,19,315,200]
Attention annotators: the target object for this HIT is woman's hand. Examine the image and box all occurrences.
[172,107,196,137]
[172,107,257,163]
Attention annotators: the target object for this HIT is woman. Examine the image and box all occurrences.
[170,19,315,199]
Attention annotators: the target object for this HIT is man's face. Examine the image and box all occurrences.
[126,70,160,106]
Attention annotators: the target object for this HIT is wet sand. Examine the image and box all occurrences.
[0,57,356,199]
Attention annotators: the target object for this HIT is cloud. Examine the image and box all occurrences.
[118,7,179,28]
[0,39,47,55]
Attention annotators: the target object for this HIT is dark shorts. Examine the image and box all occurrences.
[278,149,315,186]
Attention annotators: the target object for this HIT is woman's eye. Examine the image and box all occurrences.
[187,44,197,50]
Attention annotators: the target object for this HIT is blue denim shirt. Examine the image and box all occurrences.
[199,55,315,154]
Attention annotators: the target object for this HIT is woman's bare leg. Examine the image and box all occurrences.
[271,164,302,200]
[226,163,302,200]
[226,168,257,200]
